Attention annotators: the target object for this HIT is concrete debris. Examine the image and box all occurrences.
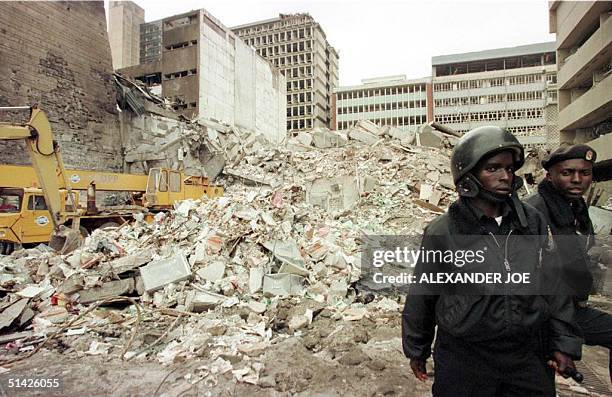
[0,123,474,391]
[78,278,135,304]
[185,290,226,312]
[196,261,226,282]
[263,274,305,296]
[311,128,348,149]
[348,127,379,145]
[140,253,192,292]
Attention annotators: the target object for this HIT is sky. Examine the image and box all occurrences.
[106,0,555,86]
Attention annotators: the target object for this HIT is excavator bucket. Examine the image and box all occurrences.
[49,225,82,254]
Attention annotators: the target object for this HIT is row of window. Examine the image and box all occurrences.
[337,115,427,131]
[287,105,313,117]
[287,92,313,104]
[287,79,313,92]
[163,69,197,81]
[453,125,544,136]
[281,66,313,79]
[337,84,426,100]
[338,100,427,115]
[270,53,313,67]
[433,73,556,92]
[257,40,313,57]
[241,27,312,46]
[287,117,314,131]
[434,91,544,107]
[237,16,314,37]
[434,108,544,124]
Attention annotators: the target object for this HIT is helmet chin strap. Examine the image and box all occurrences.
[457,174,529,228]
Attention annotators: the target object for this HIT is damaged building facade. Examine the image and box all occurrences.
[232,14,339,134]
[0,1,123,171]
[333,75,432,133]
[117,9,286,144]
[431,42,559,148]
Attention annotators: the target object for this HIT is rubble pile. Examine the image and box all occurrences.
[0,126,457,388]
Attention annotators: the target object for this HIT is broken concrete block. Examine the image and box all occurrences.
[16,285,45,299]
[246,301,267,314]
[307,176,360,212]
[295,132,313,147]
[60,274,84,294]
[185,290,226,312]
[289,309,313,331]
[312,128,348,148]
[382,125,407,141]
[110,250,153,275]
[263,274,305,296]
[140,253,192,293]
[418,125,444,148]
[329,279,348,297]
[400,132,416,146]
[0,299,28,330]
[262,239,305,269]
[360,175,378,193]
[419,183,433,201]
[196,261,226,282]
[78,278,135,304]
[249,267,265,293]
[348,128,379,145]
[356,120,383,136]
[439,173,454,189]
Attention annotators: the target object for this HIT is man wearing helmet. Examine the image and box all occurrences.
[402,126,582,396]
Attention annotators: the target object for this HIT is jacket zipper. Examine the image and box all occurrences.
[488,229,513,272]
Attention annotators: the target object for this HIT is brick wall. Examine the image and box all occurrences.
[0,1,123,171]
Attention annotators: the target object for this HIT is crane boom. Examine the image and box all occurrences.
[0,106,73,229]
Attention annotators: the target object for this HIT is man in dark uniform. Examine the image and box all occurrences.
[525,144,612,381]
[402,126,582,396]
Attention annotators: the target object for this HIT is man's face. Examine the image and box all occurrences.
[547,159,593,199]
[474,151,515,195]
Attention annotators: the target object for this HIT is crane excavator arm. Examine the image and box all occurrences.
[0,106,75,233]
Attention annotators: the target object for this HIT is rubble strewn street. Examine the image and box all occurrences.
[1,125,610,395]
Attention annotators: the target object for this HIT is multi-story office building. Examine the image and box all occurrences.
[333,75,431,133]
[108,1,144,69]
[549,1,612,145]
[140,19,162,64]
[432,42,559,147]
[232,13,339,134]
[117,9,286,143]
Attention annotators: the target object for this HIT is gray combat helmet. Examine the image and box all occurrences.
[451,125,525,190]
[450,126,529,227]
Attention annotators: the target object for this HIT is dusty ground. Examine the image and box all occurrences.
[0,307,609,397]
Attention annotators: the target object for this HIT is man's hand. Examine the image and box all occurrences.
[547,351,575,377]
[410,358,428,381]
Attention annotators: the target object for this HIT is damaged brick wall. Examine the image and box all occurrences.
[0,1,122,171]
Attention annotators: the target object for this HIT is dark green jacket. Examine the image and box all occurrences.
[402,197,582,360]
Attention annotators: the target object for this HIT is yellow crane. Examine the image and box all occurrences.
[0,106,223,254]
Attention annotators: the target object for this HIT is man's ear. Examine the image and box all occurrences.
[545,172,551,181]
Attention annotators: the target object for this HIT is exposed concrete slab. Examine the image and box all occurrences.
[78,278,135,304]
[140,253,192,292]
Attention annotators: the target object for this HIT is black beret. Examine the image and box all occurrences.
[542,144,597,170]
